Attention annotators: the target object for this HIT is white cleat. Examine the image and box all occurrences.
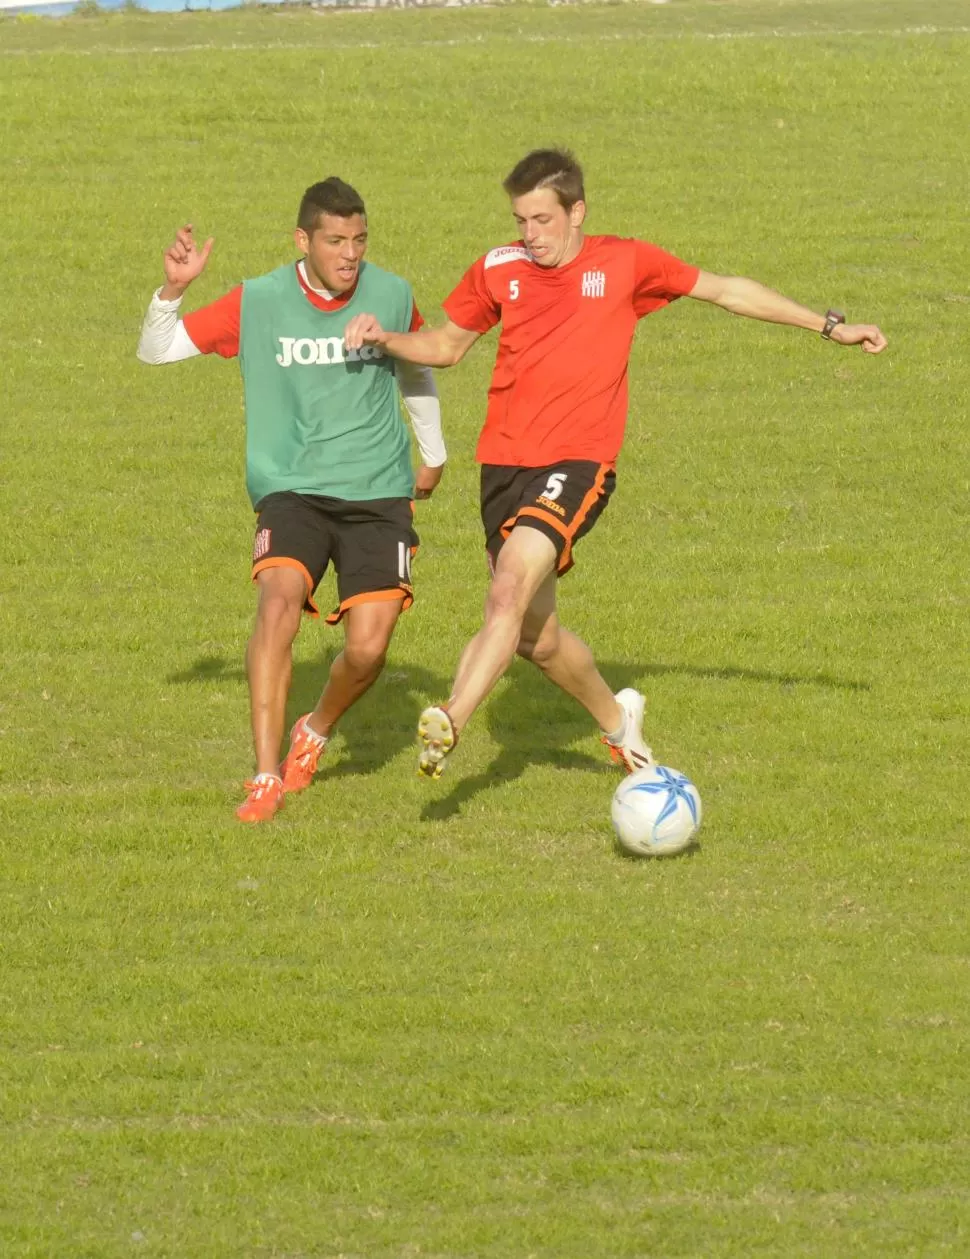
[603,688,655,773]
[417,705,458,779]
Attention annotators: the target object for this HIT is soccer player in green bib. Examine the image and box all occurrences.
[138,179,446,822]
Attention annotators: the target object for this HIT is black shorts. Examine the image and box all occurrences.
[480,461,616,575]
[251,491,418,624]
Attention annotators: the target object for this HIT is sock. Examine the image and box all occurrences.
[303,717,329,745]
[604,710,626,745]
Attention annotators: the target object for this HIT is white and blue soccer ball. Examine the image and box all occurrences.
[611,765,702,857]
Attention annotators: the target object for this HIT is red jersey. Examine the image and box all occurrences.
[183,262,423,356]
[443,235,698,467]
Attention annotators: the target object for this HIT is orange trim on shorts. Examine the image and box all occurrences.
[500,508,574,549]
[252,556,320,618]
[514,505,572,542]
[503,462,611,573]
[325,586,413,626]
[559,462,610,571]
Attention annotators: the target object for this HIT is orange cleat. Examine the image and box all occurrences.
[281,714,328,794]
[236,773,284,823]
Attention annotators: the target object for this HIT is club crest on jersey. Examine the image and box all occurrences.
[581,271,606,298]
[275,337,385,367]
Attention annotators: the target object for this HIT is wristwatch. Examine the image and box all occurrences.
[821,309,846,340]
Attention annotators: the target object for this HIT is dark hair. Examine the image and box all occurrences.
[502,148,585,210]
[297,178,366,234]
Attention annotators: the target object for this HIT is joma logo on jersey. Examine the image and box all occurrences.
[581,270,606,298]
[275,337,386,367]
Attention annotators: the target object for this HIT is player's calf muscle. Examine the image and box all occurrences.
[516,624,559,666]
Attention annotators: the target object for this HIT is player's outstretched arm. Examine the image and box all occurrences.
[344,314,480,367]
[688,271,887,354]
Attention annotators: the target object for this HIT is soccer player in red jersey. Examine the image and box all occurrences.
[345,149,887,780]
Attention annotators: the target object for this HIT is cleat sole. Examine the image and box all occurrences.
[417,706,457,778]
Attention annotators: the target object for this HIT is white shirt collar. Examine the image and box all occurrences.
[298,259,337,300]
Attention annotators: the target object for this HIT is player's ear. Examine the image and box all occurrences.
[294,227,310,255]
[570,199,587,229]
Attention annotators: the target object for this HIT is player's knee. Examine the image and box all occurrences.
[255,588,303,642]
[485,571,530,625]
[343,635,388,678]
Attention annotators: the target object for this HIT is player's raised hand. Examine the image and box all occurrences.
[344,313,389,351]
[161,224,214,297]
[831,322,888,354]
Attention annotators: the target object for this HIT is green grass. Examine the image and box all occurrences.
[2,0,970,1254]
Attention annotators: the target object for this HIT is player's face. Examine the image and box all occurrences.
[511,188,586,268]
[295,212,368,294]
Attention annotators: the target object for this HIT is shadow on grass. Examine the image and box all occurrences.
[612,836,703,863]
[417,657,638,823]
[166,650,869,806]
[417,655,869,822]
[168,653,869,696]
[166,651,451,779]
[639,661,871,693]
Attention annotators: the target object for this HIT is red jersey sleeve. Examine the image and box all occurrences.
[441,258,501,335]
[632,241,699,318]
[409,303,424,333]
[182,285,243,357]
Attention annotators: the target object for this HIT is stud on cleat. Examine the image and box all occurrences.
[417,704,458,779]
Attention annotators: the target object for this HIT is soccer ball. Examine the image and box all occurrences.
[611,765,702,857]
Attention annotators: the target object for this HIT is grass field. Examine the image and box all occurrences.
[2,0,970,1254]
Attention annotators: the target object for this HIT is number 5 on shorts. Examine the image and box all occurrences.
[543,472,567,501]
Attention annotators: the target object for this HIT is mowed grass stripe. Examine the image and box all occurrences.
[3,23,970,58]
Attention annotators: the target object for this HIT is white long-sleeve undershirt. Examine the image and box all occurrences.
[137,287,447,468]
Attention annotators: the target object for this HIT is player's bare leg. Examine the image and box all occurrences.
[247,566,306,773]
[283,596,404,792]
[312,596,403,732]
[239,566,306,820]
[448,527,558,728]
[417,526,555,777]
[515,571,621,729]
[516,573,654,771]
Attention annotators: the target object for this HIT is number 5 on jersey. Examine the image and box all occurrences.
[509,280,520,301]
